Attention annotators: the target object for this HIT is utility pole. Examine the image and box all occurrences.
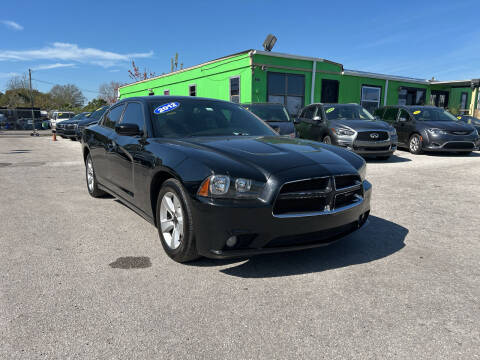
[29,69,38,136]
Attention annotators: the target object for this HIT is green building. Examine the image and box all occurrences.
[118,50,480,117]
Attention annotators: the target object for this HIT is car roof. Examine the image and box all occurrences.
[116,96,233,105]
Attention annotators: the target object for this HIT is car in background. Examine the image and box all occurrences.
[296,103,397,159]
[241,103,296,137]
[455,114,480,134]
[375,105,479,154]
[77,106,109,140]
[82,96,371,262]
[50,111,75,129]
[56,112,91,140]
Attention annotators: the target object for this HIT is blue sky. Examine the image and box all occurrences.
[1,0,479,101]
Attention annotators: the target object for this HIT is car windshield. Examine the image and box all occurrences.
[411,108,457,121]
[150,99,278,138]
[243,104,291,122]
[71,113,88,120]
[88,107,108,121]
[56,112,74,119]
[323,105,375,121]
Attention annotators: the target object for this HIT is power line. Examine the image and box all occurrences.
[31,78,101,94]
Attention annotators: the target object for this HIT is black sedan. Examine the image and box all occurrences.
[56,112,90,140]
[241,103,296,137]
[76,106,109,139]
[82,97,371,262]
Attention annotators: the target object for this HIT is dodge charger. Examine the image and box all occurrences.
[82,97,371,262]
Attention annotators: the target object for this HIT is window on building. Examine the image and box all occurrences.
[361,86,381,114]
[321,79,339,103]
[164,90,170,96]
[267,72,305,116]
[189,85,196,96]
[398,87,426,106]
[230,77,240,103]
[103,104,125,129]
[121,102,144,133]
[383,107,398,123]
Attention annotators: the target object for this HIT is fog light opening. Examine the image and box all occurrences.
[226,236,238,248]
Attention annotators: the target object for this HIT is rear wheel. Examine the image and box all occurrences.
[409,134,423,154]
[322,135,332,144]
[85,154,106,197]
[156,179,199,263]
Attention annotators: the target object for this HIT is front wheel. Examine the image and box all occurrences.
[85,154,106,197]
[156,179,199,263]
[322,135,332,144]
[409,134,423,154]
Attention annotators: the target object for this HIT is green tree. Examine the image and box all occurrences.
[49,84,85,109]
[82,98,108,112]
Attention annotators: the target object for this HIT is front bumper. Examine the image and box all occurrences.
[423,132,479,152]
[190,180,372,258]
[336,136,397,156]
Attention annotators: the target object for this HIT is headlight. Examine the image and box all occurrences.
[427,128,447,135]
[358,162,367,182]
[388,127,397,136]
[197,175,265,199]
[334,127,355,136]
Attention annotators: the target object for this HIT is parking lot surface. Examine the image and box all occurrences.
[1,136,479,359]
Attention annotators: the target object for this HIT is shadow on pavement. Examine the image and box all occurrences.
[193,216,407,278]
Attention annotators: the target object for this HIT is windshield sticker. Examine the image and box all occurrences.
[58,113,63,116]
[154,102,180,114]
[326,107,335,113]
[413,110,421,115]
[457,116,462,119]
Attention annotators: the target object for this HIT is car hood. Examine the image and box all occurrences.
[330,119,391,130]
[264,121,295,135]
[420,121,474,131]
[159,136,363,178]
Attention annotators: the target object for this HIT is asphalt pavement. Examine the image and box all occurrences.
[0,136,479,359]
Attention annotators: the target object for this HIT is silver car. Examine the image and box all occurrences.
[296,103,398,159]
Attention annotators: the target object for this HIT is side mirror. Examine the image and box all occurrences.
[398,117,407,122]
[374,115,380,120]
[313,116,322,121]
[292,117,300,124]
[115,123,142,136]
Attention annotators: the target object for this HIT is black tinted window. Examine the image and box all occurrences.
[303,107,314,119]
[122,102,144,132]
[398,109,410,121]
[374,108,385,117]
[103,105,124,129]
[383,108,398,122]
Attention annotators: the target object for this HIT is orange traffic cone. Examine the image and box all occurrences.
[52,131,57,141]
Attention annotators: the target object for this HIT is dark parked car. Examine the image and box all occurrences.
[241,103,296,137]
[76,106,109,139]
[82,97,371,262]
[374,106,479,154]
[296,103,397,159]
[455,114,480,134]
[56,112,90,140]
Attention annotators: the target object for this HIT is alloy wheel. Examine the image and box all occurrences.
[159,192,184,250]
[410,136,420,153]
[87,158,94,192]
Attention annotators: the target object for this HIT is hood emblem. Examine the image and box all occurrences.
[370,133,379,139]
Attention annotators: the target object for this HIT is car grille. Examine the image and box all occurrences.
[67,124,76,129]
[450,130,472,135]
[443,142,474,149]
[273,175,363,216]
[356,131,388,141]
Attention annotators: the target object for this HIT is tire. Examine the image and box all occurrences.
[156,179,199,263]
[408,134,423,154]
[322,135,332,144]
[85,154,106,197]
